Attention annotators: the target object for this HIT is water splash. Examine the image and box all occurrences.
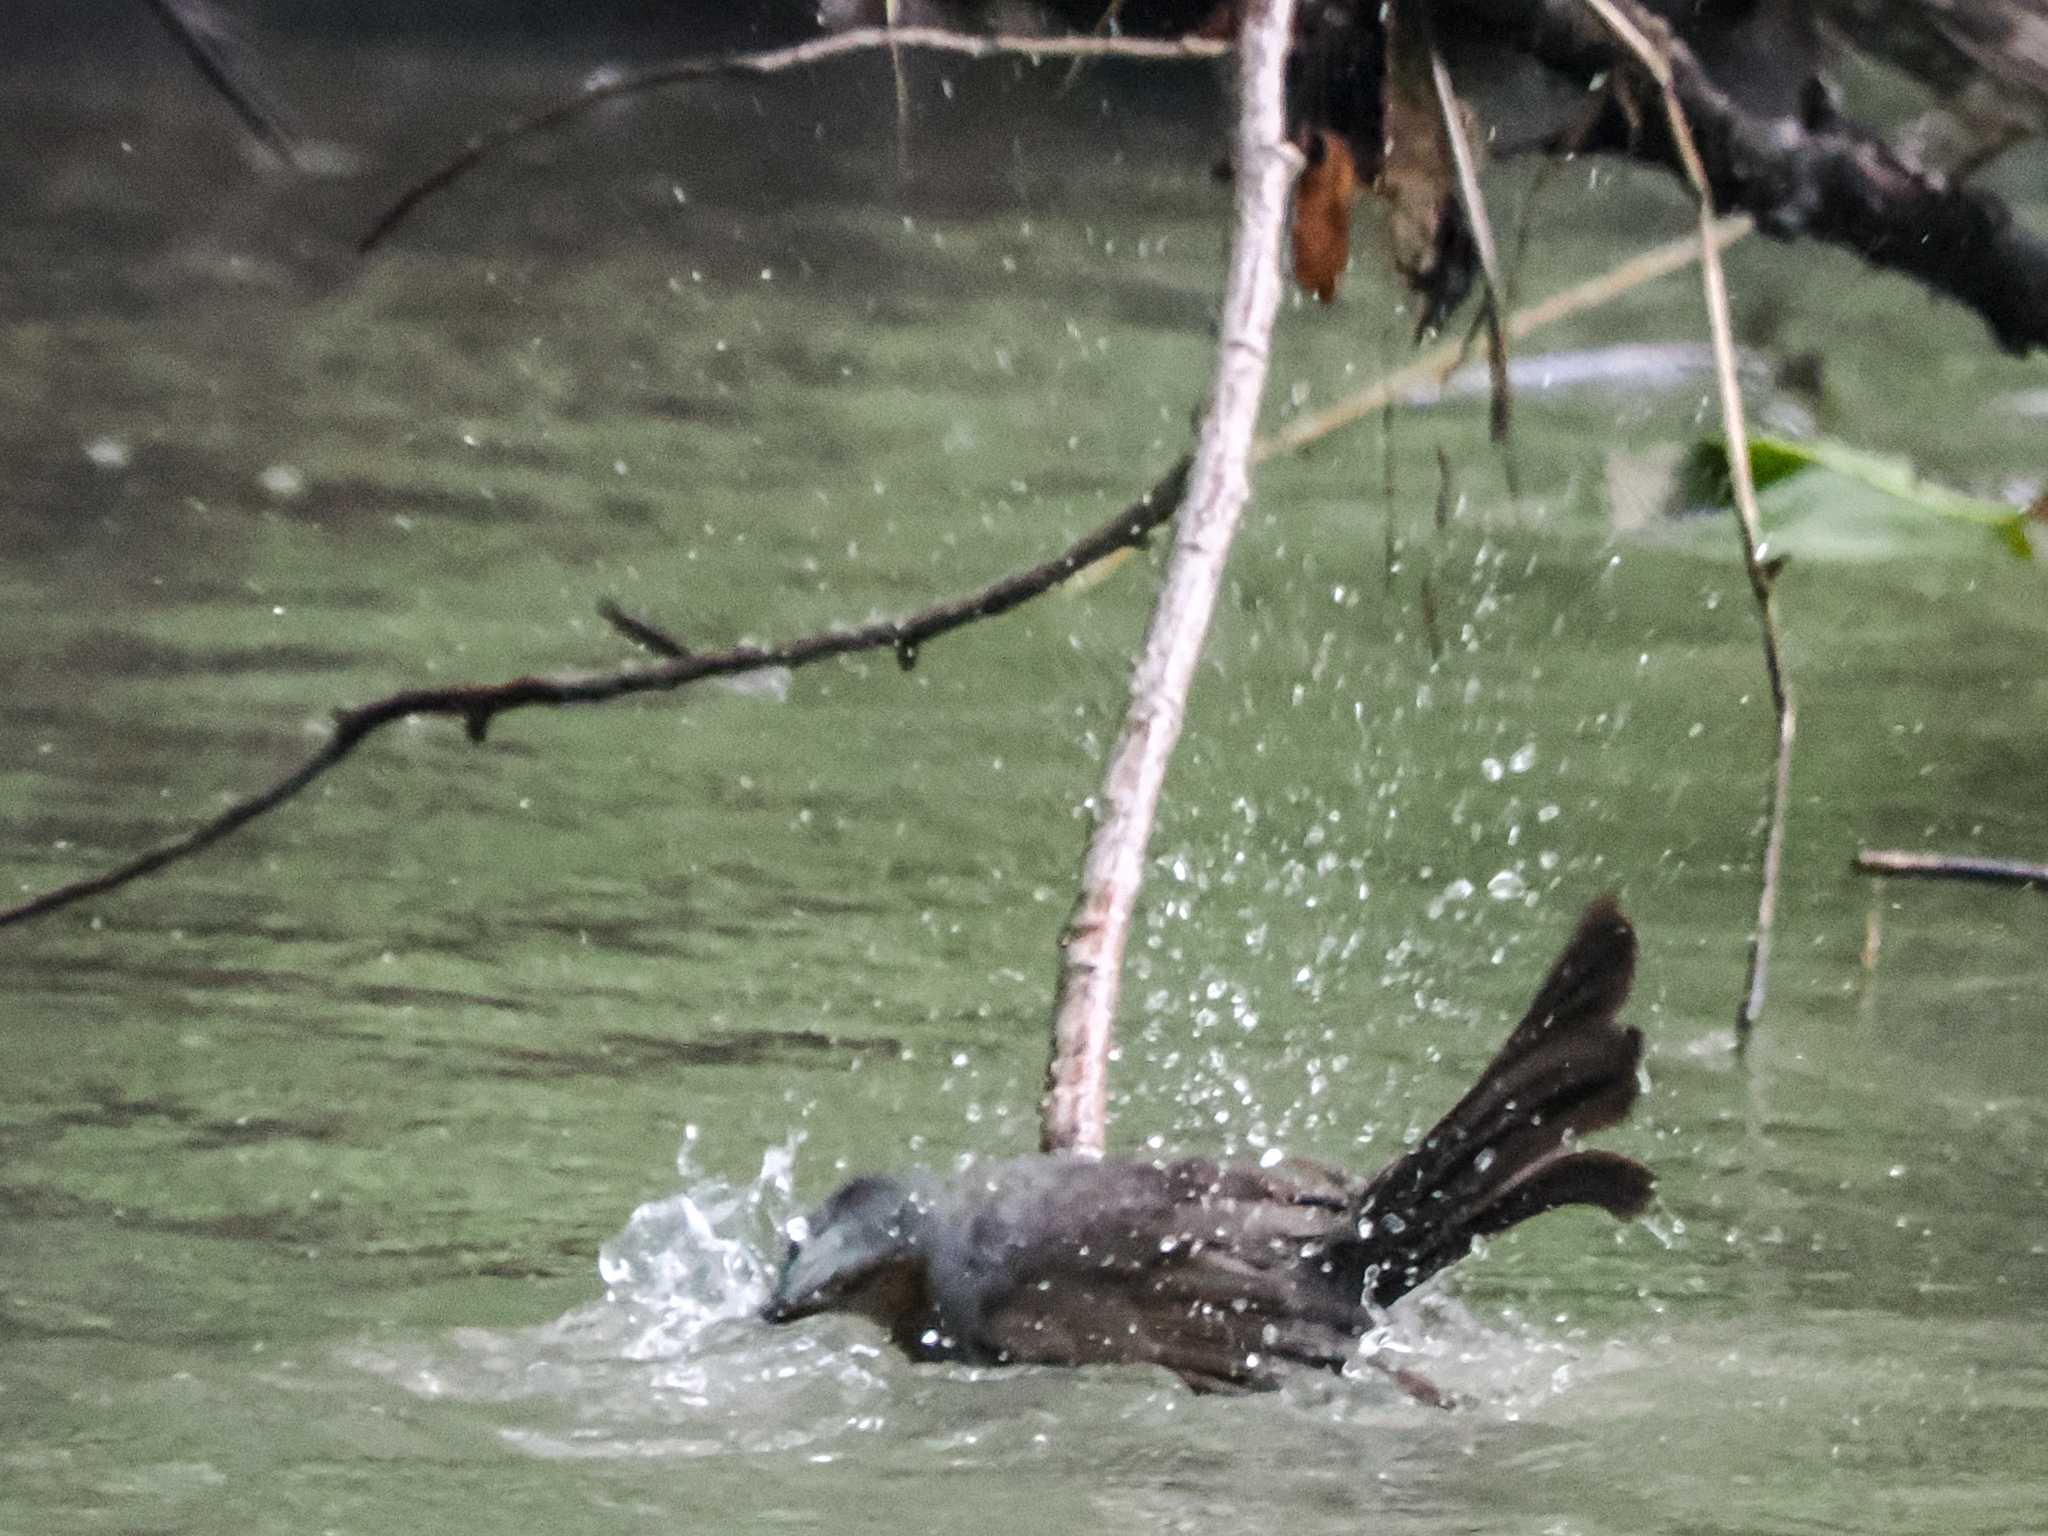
[345,1126,1604,1468]
[593,1126,800,1362]
[343,1128,914,1460]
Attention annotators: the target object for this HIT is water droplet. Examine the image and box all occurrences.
[84,436,131,470]
[258,464,305,499]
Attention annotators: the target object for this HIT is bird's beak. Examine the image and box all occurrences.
[760,1273,818,1324]
[760,1263,809,1323]
[760,1236,842,1324]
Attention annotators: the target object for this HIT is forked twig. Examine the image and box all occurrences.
[357,25,1228,253]
[1578,0,1795,1044]
[1,459,1188,931]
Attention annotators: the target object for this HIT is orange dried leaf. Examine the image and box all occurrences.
[1291,129,1361,303]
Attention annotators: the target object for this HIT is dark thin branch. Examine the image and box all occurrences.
[1,458,1187,932]
[597,599,689,659]
[1856,849,2048,889]
[357,25,1227,254]
[1466,0,2048,354]
[139,0,301,167]
[3,218,1742,935]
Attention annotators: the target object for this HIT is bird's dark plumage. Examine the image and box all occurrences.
[764,897,1652,1393]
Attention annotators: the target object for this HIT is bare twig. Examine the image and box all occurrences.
[1425,43,1511,441]
[357,24,1228,253]
[1856,850,2048,888]
[0,459,1189,932]
[1058,0,1137,93]
[1577,0,1795,1046]
[1041,0,1299,1158]
[885,1,913,179]
[139,0,300,167]
[597,599,689,659]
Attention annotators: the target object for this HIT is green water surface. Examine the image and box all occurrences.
[4,33,2046,1536]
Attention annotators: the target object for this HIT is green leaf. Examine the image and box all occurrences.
[1681,435,2034,561]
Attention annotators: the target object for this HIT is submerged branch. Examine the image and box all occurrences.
[358,24,1228,253]
[1042,0,1299,1158]
[1856,850,2048,889]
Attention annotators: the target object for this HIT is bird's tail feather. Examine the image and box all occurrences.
[1346,895,1654,1307]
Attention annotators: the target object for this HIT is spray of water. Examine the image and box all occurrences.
[594,1125,801,1362]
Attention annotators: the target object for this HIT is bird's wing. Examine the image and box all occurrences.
[950,1156,1375,1387]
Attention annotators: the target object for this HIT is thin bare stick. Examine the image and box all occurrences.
[1426,43,1511,441]
[0,459,1189,932]
[597,599,689,659]
[357,25,1228,253]
[1856,850,2048,888]
[1579,0,1795,1045]
[5,219,1742,933]
[1041,0,1299,1158]
[1860,884,1883,973]
[139,0,300,167]
[885,1,913,179]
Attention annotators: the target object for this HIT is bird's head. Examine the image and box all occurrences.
[762,1173,934,1329]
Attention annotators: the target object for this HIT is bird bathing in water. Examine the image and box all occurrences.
[764,896,1653,1396]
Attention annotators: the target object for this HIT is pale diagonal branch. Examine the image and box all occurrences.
[1041,0,1300,1157]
